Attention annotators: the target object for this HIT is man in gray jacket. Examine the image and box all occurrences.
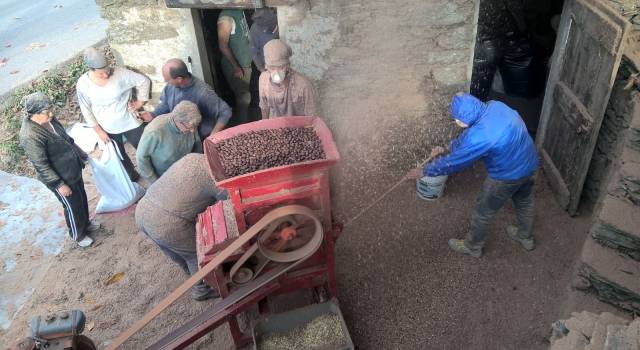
[135,153,225,300]
[19,92,99,247]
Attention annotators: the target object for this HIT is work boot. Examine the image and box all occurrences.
[505,225,535,251]
[448,239,482,258]
[191,282,220,301]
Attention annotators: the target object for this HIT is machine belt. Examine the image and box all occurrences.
[105,205,322,350]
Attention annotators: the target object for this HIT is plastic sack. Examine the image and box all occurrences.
[89,140,144,213]
[66,123,99,153]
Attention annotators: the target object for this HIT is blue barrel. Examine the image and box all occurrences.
[416,175,448,200]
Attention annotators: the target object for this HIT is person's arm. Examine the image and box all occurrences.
[217,16,244,78]
[259,72,270,119]
[423,131,490,177]
[135,133,159,183]
[192,133,204,153]
[151,87,171,118]
[122,69,151,104]
[201,86,232,134]
[302,81,319,117]
[250,26,266,72]
[20,135,64,189]
[77,86,110,143]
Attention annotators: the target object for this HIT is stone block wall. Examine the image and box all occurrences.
[583,63,638,208]
[95,0,204,100]
[574,78,640,314]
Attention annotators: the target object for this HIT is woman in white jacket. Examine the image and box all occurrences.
[76,47,151,181]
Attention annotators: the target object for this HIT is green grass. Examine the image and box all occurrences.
[0,57,87,176]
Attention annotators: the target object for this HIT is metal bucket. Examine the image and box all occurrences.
[416,175,448,200]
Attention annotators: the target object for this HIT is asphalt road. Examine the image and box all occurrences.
[0,0,106,97]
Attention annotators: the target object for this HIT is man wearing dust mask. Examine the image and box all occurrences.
[258,39,319,119]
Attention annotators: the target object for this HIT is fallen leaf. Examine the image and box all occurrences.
[4,44,10,48]
[104,271,124,286]
[0,58,7,68]
[87,321,95,331]
[90,304,103,311]
[10,70,19,75]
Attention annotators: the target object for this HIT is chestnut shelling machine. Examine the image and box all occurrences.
[107,116,343,350]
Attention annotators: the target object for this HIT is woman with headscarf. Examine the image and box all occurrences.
[19,92,100,248]
[135,101,204,184]
[76,47,151,181]
[258,39,319,119]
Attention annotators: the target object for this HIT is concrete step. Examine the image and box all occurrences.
[550,311,630,350]
[603,320,640,350]
[577,238,640,313]
[586,313,630,350]
[591,194,640,261]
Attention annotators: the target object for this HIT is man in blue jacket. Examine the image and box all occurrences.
[408,92,539,258]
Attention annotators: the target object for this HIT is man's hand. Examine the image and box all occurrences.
[128,100,144,112]
[58,184,72,197]
[139,111,154,122]
[233,66,244,79]
[405,167,423,180]
[95,126,110,143]
[430,146,446,158]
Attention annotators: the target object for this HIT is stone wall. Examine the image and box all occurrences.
[95,0,205,100]
[583,63,638,208]
[573,75,640,314]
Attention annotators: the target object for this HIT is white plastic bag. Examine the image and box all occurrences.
[89,140,145,213]
[66,123,99,153]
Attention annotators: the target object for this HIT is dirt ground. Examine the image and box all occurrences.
[1,154,595,350]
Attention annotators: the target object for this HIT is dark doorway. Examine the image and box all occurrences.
[197,8,277,127]
[471,0,565,136]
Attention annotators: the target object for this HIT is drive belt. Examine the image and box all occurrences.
[106,205,323,350]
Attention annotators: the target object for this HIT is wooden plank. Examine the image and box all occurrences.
[541,149,571,210]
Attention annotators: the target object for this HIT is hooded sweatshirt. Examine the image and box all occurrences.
[423,93,538,181]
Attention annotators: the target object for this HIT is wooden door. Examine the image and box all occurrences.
[537,0,630,215]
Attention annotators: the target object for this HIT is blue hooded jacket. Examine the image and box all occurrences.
[423,93,538,181]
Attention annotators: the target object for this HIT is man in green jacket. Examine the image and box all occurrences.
[136,101,203,184]
[218,9,253,124]
[19,92,99,248]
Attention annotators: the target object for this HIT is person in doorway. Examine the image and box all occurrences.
[76,47,151,182]
[249,8,279,122]
[19,92,100,248]
[406,92,539,258]
[135,153,226,301]
[142,58,232,140]
[250,8,279,73]
[259,39,318,119]
[218,9,253,124]
[136,101,203,184]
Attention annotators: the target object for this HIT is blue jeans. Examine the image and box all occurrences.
[465,175,535,250]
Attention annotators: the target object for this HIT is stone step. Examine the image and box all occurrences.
[591,194,640,260]
[586,313,630,350]
[550,311,630,350]
[603,320,640,350]
[577,238,640,313]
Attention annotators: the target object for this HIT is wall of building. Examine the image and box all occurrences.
[95,0,206,100]
[95,0,478,218]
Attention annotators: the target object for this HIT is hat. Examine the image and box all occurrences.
[21,92,52,115]
[264,39,292,67]
[83,47,108,69]
[252,8,277,31]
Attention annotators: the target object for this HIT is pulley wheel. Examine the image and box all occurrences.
[257,207,323,263]
[231,267,254,285]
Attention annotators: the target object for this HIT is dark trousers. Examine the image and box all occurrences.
[51,178,90,242]
[465,175,535,250]
[108,123,145,180]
